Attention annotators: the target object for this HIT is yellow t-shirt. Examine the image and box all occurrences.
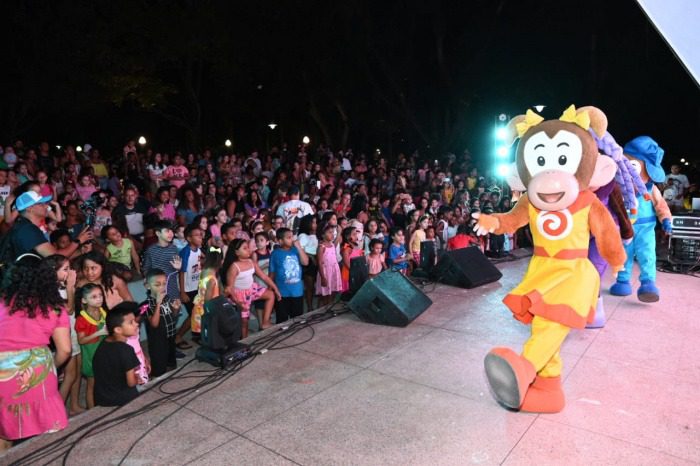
[410,229,426,254]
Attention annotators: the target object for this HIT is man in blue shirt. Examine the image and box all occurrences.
[269,228,309,322]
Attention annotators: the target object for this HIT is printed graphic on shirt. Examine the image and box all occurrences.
[283,255,301,284]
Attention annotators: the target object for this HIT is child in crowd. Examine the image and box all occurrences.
[191,247,223,341]
[223,239,280,337]
[447,224,480,251]
[252,231,272,328]
[128,303,150,385]
[220,222,237,259]
[74,283,108,409]
[102,225,141,281]
[177,225,203,349]
[93,302,142,406]
[142,220,182,300]
[144,269,182,377]
[367,238,387,278]
[387,227,411,275]
[316,224,343,306]
[48,254,84,415]
[50,229,78,258]
[173,224,188,251]
[363,219,383,254]
[76,174,97,202]
[408,215,429,263]
[269,228,309,323]
[340,226,364,292]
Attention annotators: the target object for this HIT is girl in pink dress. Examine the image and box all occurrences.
[316,224,343,306]
[0,255,71,450]
[367,239,387,278]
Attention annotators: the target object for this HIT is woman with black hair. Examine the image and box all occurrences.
[76,251,133,309]
[0,254,72,450]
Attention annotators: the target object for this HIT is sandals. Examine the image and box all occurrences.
[175,341,192,350]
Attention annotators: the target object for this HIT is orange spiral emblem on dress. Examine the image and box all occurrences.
[536,209,573,240]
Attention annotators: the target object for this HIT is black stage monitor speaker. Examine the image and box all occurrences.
[348,270,433,327]
[420,240,437,271]
[349,255,369,294]
[200,296,242,351]
[432,246,502,289]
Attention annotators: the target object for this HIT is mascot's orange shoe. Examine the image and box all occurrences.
[484,348,536,409]
[520,375,565,413]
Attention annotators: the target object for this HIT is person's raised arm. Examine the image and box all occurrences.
[294,239,309,266]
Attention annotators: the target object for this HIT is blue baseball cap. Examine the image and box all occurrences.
[16,191,52,211]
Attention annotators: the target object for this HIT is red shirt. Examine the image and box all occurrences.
[447,234,479,251]
[75,309,107,344]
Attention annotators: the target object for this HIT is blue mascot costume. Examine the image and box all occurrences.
[610,136,672,302]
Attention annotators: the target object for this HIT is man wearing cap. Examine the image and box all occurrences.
[276,186,313,233]
[8,191,93,257]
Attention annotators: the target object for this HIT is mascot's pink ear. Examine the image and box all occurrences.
[506,162,527,191]
[589,155,617,189]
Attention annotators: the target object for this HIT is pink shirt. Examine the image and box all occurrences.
[76,184,97,201]
[165,165,189,189]
[0,303,69,351]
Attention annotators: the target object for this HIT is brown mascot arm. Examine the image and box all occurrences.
[589,197,626,271]
[492,194,530,234]
[609,185,633,240]
[650,185,672,223]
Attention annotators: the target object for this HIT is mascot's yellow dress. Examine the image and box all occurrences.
[504,191,600,379]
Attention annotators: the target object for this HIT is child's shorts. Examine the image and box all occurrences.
[232,283,267,318]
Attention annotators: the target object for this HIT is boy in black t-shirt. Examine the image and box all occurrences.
[93,302,142,407]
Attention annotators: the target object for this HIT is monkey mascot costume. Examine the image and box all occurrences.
[609,136,672,302]
[474,105,625,413]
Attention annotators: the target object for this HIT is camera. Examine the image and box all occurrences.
[80,191,107,228]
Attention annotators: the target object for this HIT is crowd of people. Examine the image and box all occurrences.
[0,138,696,450]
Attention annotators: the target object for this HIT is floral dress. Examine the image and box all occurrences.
[0,304,70,440]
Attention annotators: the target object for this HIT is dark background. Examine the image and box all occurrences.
[1,0,698,167]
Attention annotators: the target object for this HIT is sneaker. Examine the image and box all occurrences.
[175,349,186,359]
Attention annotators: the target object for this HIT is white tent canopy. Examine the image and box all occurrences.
[637,0,700,87]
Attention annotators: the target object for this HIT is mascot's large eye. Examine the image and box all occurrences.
[523,130,583,177]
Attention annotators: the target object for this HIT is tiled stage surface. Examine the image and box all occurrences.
[4,259,699,465]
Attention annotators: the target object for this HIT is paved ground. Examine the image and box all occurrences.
[3,258,699,465]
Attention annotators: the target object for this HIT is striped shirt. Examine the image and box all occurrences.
[142,243,181,298]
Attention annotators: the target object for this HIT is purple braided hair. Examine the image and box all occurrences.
[590,130,650,213]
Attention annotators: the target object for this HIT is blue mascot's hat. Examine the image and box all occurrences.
[623,136,665,183]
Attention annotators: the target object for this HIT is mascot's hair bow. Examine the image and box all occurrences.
[515,109,544,138]
[559,104,591,131]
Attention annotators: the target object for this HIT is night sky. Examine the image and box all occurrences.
[2,0,698,168]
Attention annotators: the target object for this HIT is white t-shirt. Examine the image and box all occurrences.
[298,233,318,255]
[183,248,202,293]
[0,184,11,219]
[125,212,144,236]
[276,199,314,231]
[665,173,689,196]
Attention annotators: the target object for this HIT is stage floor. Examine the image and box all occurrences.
[4,258,700,465]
